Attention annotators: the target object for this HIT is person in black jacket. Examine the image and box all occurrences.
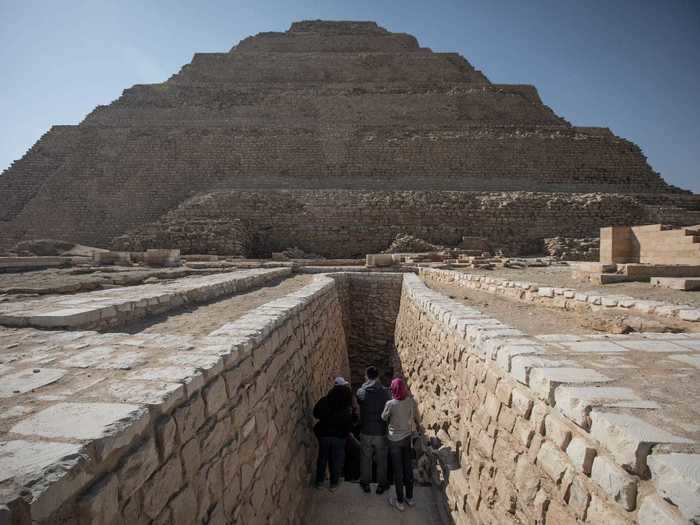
[357,366,391,494]
[313,376,354,491]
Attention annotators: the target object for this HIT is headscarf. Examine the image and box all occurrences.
[390,377,409,401]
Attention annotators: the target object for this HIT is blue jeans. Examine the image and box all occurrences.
[316,436,346,485]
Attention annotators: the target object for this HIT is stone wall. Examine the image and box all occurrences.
[0,275,349,524]
[393,274,696,524]
[331,273,403,385]
[420,267,700,323]
[112,190,700,258]
[601,224,700,266]
[111,197,253,256]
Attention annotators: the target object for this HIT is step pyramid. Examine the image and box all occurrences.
[1,20,699,256]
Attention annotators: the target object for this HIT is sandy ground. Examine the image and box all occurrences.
[430,281,599,335]
[119,274,313,336]
[456,265,700,308]
[305,481,442,525]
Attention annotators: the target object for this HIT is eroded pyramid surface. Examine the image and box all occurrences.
[1,20,698,256]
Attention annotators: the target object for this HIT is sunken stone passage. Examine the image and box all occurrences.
[2,20,700,255]
[0,275,349,524]
[394,274,699,524]
[1,270,700,524]
[331,273,403,385]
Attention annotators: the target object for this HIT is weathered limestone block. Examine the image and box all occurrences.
[638,494,687,525]
[589,411,692,475]
[77,474,119,525]
[529,367,612,405]
[565,436,597,475]
[116,438,159,500]
[141,455,183,519]
[590,455,637,511]
[647,453,700,523]
[10,402,148,460]
[537,440,570,484]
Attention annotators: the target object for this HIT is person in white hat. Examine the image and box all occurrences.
[313,376,353,491]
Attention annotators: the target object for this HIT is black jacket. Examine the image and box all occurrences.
[357,381,390,436]
[313,385,354,438]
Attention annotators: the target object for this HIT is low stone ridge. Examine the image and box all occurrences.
[0,267,291,330]
[1,20,699,255]
[421,267,700,324]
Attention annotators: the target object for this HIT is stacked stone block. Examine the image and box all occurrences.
[420,267,700,324]
[393,273,698,524]
[0,274,349,524]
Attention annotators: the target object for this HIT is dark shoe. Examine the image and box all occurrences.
[376,485,388,495]
[329,483,339,492]
[361,483,371,493]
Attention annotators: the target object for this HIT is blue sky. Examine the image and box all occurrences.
[1,0,698,192]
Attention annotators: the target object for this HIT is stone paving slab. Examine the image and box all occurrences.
[0,440,84,483]
[0,267,291,329]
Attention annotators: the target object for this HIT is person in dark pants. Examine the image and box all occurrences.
[313,376,354,491]
[381,377,416,511]
[356,365,391,494]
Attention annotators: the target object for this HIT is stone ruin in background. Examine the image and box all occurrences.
[1,20,699,258]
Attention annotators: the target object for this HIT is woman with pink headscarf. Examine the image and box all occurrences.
[381,377,416,511]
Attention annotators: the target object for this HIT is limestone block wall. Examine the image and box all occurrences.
[393,274,696,524]
[84,85,565,128]
[601,224,700,266]
[330,273,403,385]
[0,275,349,524]
[110,190,700,258]
[419,267,700,323]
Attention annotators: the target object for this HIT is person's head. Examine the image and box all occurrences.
[382,371,392,386]
[329,376,352,408]
[390,377,409,401]
[365,366,378,381]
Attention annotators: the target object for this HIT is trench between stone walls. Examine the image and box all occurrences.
[3,273,406,525]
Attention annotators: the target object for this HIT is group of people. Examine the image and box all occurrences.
[313,366,417,512]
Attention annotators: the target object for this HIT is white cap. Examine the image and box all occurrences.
[334,376,349,386]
